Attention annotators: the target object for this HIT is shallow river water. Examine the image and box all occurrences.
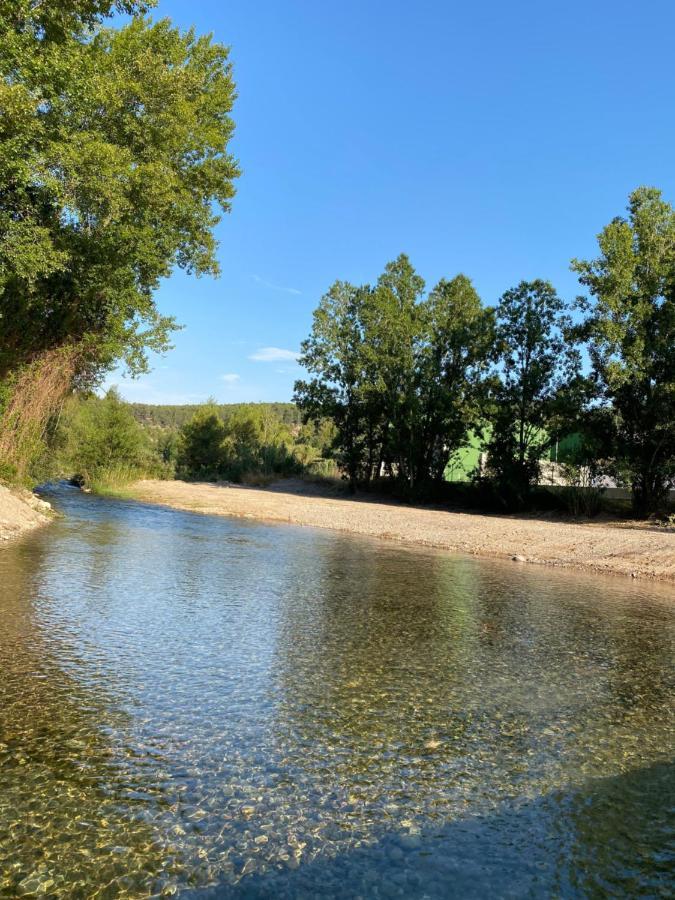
[0,485,673,898]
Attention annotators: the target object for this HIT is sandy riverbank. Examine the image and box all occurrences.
[130,479,675,584]
[0,484,52,544]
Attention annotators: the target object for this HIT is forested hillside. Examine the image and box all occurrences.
[129,403,302,429]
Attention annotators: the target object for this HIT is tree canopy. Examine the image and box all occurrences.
[294,255,495,493]
[295,189,675,517]
[0,0,239,381]
[572,187,675,515]
[484,279,580,505]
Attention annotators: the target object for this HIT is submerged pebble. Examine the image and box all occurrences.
[0,485,672,898]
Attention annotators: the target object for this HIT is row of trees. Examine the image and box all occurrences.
[295,188,675,516]
[51,391,338,489]
[0,0,239,479]
[294,262,494,491]
[174,403,336,482]
[130,401,304,430]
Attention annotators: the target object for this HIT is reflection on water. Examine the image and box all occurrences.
[0,485,673,898]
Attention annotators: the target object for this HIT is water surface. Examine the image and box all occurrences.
[0,485,673,898]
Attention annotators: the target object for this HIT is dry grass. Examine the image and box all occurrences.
[0,346,81,481]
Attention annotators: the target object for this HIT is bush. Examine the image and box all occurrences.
[175,403,306,482]
[53,389,155,488]
[175,405,228,480]
[306,458,341,479]
[561,485,605,518]
[560,461,606,517]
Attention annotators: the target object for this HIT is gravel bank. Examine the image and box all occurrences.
[130,479,675,585]
[0,484,52,544]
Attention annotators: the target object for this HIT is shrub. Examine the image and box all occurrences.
[176,405,228,480]
[53,389,153,487]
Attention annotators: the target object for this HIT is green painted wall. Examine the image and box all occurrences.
[444,428,582,482]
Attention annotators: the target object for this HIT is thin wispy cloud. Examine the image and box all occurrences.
[104,379,206,405]
[252,274,301,296]
[220,373,241,384]
[249,347,299,363]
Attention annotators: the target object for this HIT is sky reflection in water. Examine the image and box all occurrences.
[0,485,673,898]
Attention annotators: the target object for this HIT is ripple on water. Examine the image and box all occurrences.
[0,485,673,898]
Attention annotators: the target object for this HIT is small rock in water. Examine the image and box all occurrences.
[512,555,526,562]
[398,833,422,850]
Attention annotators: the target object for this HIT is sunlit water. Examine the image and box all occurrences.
[0,485,673,898]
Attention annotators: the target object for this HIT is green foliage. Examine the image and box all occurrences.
[53,387,160,486]
[129,402,303,429]
[572,187,675,516]
[176,403,228,481]
[294,280,372,487]
[294,418,339,468]
[361,256,426,490]
[295,255,495,494]
[0,2,156,42]
[0,0,239,383]
[41,393,329,492]
[174,402,334,483]
[417,275,496,484]
[483,280,581,508]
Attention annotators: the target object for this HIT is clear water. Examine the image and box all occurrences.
[0,485,673,898]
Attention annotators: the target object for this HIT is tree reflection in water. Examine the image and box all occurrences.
[0,487,672,897]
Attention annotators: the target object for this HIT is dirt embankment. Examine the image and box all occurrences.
[130,479,675,584]
[0,484,52,544]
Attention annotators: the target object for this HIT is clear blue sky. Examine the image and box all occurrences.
[109,0,675,405]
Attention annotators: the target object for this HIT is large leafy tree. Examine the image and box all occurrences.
[485,280,579,506]
[572,187,675,516]
[0,0,239,381]
[360,255,425,489]
[295,256,494,494]
[294,281,372,488]
[416,275,494,485]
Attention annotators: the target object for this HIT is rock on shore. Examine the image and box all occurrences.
[0,484,51,544]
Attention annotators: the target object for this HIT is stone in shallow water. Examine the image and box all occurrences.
[1,485,673,899]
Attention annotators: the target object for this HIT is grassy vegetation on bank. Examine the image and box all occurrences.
[6,389,663,523]
[36,390,339,494]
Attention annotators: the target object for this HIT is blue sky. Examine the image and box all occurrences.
[109,0,675,405]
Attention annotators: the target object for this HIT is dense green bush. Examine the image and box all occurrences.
[174,403,333,483]
[53,389,168,489]
[175,405,228,481]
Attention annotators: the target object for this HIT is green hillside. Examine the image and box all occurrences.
[129,402,302,430]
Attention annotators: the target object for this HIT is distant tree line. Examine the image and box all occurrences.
[129,402,303,430]
[49,392,338,491]
[295,188,675,517]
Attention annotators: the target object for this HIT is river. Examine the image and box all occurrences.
[0,484,673,898]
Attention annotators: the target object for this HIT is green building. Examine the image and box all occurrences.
[444,429,581,482]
